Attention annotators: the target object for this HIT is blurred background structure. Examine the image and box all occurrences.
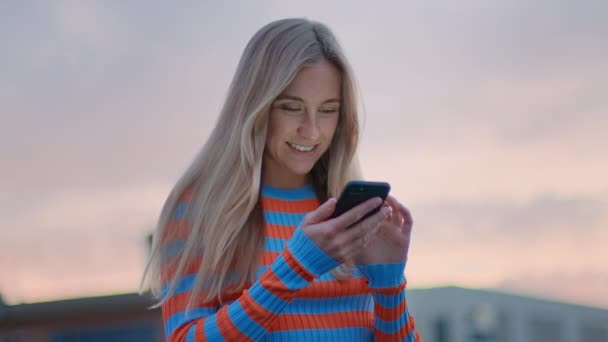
[2,287,607,341]
[0,293,162,341]
[1,0,607,341]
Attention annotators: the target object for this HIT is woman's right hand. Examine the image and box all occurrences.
[300,197,390,263]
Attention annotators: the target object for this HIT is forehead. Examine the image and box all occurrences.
[280,59,342,102]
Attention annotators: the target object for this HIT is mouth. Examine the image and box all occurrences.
[287,142,317,153]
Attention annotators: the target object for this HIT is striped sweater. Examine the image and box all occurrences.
[161,184,420,341]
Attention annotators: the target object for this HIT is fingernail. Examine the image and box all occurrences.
[374,198,383,206]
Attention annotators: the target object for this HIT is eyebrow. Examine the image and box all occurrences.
[275,94,340,104]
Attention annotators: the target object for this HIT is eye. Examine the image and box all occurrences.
[283,105,302,111]
[281,104,304,113]
[319,107,339,114]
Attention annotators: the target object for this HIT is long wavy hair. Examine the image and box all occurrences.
[141,18,363,309]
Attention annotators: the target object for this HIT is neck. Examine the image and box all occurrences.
[261,169,310,189]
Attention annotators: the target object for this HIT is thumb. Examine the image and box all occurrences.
[302,198,336,226]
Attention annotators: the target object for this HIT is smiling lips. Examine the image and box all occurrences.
[287,142,317,153]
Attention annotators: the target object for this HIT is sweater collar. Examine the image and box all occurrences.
[261,183,316,201]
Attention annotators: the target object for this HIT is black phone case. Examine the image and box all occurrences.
[329,181,391,223]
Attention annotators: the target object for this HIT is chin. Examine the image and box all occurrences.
[287,163,316,177]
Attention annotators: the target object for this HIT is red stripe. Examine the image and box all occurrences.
[269,311,373,331]
[282,248,315,281]
[162,287,244,317]
[265,224,296,239]
[193,321,207,341]
[374,313,418,341]
[162,290,217,318]
[374,298,408,322]
[160,183,194,244]
[166,320,198,342]
[298,278,369,298]
[258,269,296,302]
[372,281,407,295]
[162,258,201,283]
[260,251,280,266]
[161,219,191,244]
[239,292,276,329]
[181,186,193,201]
[261,197,319,213]
[217,307,253,341]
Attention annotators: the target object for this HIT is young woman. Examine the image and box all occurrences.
[142,18,421,341]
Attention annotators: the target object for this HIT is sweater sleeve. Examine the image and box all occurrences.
[162,227,339,341]
[357,263,421,342]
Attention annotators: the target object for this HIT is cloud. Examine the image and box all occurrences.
[404,192,608,292]
[497,271,608,309]
[0,184,167,303]
[1,184,166,241]
[413,192,608,239]
[361,141,608,206]
[1,0,606,307]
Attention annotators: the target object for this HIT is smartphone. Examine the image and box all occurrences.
[329,181,391,225]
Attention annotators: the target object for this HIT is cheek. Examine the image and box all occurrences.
[266,114,295,152]
[322,118,339,142]
[266,114,283,146]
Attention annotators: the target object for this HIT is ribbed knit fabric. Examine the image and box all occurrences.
[160,184,421,341]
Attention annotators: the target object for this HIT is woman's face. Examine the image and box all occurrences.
[263,58,341,188]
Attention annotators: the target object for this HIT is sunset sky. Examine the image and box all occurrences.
[1,1,607,309]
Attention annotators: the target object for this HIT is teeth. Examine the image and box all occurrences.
[289,143,315,152]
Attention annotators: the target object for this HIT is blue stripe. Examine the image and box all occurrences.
[255,266,268,280]
[286,227,339,277]
[374,308,411,334]
[403,329,417,342]
[357,263,406,288]
[271,255,309,290]
[263,327,373,341]
[160,240,204,264]
[161,274,196,298]
[316,272,339,281]
[246,281,287,314]
[263,211,306,226]
[255,265,366,282]
[261,184,317,200]
[185,323,196,342]
[164,307,215,339]
[373,291,406,309]
[282,294,373,314]
[172,202,188,219]
[226,299,265,339]
[161,272,241,299]
[315,265,366,281]
[160,239,185,262]
[203,314,225,342]
[264,237,287,252]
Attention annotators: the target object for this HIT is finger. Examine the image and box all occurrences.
[331,196,384,230]
[385,195,398,207]
[302,198,336,226]
[396,202,413,231]
[342,230,377,260]
[362,220,382,242]
[384,195,401,226]
[343,205,390,242]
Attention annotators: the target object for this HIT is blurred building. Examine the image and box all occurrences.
[0,293,162,342]
[408,286,608,342]
[1,286,607,342]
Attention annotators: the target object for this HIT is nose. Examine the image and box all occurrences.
[297,111,321,141]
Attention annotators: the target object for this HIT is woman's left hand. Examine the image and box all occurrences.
[354,195,413,264]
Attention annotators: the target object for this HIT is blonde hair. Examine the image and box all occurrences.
[141,18,363,309]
